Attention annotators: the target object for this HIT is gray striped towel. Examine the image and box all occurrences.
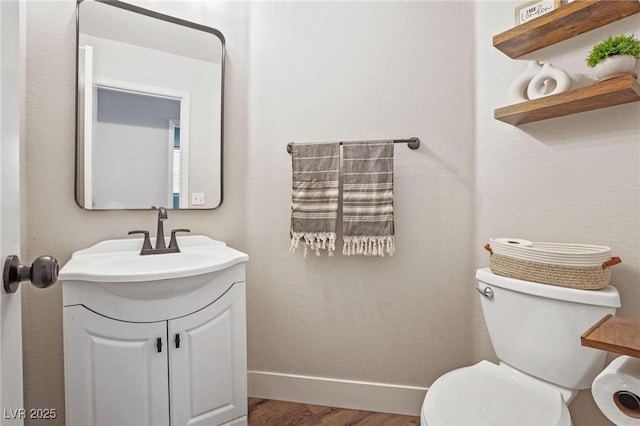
[342,140,395,256]
[290,142,340,256]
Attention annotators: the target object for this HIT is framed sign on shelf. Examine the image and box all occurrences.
[515,0,561,26]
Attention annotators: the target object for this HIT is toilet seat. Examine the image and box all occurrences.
[421,361,572,426]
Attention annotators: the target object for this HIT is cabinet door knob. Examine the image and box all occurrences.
[175,333,181,349]
[156,337,163,353]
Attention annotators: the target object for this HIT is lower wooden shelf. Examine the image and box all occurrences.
[581,314,640,358]
[495,74,640,125]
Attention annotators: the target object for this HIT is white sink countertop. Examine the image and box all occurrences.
[59,235,249,319]
[59,235,248,283]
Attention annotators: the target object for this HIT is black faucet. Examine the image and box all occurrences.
[128,207,190,255]
[155,207,168,250]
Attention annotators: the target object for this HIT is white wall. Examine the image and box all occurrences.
[244,0,476,406]
[474,2,640,425]
[20,1,640,425]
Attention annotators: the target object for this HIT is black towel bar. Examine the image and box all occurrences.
[286,137,420,154]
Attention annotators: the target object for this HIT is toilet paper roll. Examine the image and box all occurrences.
[592,356,640,425]
[491,238,533,247]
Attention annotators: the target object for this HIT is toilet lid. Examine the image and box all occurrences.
[422,361,572,426]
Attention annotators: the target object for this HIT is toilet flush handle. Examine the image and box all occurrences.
[476,286,494,299]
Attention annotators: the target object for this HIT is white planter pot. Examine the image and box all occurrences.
[592,54,637,80]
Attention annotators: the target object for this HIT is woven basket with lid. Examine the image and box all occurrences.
[485,238,621,290]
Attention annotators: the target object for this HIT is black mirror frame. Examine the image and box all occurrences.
[74,0,225,210]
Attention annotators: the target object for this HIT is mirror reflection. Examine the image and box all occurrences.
[76,0,224,210]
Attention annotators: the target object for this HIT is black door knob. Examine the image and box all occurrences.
[3,255,59,294]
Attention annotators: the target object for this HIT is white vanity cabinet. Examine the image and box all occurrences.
[59,236,249,426]
[168,285,246,426]
[63,307,170,425]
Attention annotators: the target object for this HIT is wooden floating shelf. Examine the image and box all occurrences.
[581,314,640,358]
[494,74,640,125]
[493,1,640,59]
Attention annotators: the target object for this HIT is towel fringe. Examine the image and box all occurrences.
[342,236,395,257]
[291,232,336,257]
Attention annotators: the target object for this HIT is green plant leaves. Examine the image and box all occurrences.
[586,33,640,67]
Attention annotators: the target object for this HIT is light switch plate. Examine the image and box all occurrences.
[191,192,205,206]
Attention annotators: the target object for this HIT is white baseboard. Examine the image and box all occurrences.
[248,370,428,416]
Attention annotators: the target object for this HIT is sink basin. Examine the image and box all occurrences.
[59,235,248,301]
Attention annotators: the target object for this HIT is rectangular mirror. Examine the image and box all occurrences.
[76,0,224,209]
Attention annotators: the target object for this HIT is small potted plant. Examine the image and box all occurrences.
[586,33,640,80]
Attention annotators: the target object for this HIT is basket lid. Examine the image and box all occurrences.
[489,238,612,266]
[476,268,621,308]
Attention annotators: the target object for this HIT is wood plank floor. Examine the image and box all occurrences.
[248,398,420,425]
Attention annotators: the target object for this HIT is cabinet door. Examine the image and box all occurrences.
[63,306,170,426]
[169,283,247,426]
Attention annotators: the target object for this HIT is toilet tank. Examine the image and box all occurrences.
[476,268,620,390]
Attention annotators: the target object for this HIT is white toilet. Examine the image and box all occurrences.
[421,268,621,426]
